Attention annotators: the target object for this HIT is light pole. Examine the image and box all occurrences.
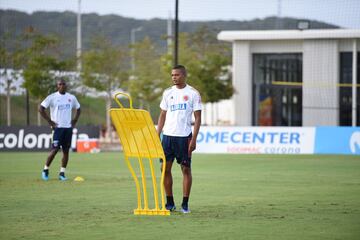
[77,0,82,72]
[174,0,179,66]
[131,27,143,71]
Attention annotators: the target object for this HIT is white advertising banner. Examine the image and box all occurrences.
[195,127,316,154]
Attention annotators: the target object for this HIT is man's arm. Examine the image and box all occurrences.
[188,110,201,154]
[71,108,81,128]
[157,110,167,137]
[39,105,56,129]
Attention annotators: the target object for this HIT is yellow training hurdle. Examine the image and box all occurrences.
[109,92,169,216]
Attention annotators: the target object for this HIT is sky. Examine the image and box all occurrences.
[0,0,359,29]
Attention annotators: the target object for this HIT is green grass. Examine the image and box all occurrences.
[0,153,360,240]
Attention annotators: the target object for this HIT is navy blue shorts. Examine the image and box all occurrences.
[52,128,72,150]
[161,134,192,167]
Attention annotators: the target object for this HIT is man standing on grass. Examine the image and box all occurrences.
[157,65,202,213]
[39,78,81,181]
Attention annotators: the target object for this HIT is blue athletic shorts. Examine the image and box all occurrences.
[161,134,192,167]
[52,128,72,150]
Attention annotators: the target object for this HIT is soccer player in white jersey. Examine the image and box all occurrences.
[157,65,202,213]
[39,79,81,181]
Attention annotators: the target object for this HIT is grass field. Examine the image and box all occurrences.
[0,152,359,240]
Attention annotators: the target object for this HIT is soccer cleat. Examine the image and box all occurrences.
[58,173,67,181]
[165,203,176,212]
[181,204,191,214]
[42,170,49,181]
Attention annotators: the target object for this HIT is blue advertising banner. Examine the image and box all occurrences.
[314,127,360,155]
[195,126,360,155]
[195,127,315,154]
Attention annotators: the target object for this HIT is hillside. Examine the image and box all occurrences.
[0,9,339,59]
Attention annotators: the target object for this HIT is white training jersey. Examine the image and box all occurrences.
[40,92,80,128]
[160,84,202,137]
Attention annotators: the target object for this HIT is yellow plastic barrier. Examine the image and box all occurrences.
[109,92,169,216]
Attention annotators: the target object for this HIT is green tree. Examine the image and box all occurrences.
[0,35,14,126]
[81,36,129,141]
[0,31,28,126]
[187,26,233,102]
[22,32,68,125]
[130,37,168,111]
[177,27,234,124]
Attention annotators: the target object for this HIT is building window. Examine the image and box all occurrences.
[253,54,302,126]
[339,52,360,126]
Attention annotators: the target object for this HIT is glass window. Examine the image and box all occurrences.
[253,54,302,126]
[339,52,360,126]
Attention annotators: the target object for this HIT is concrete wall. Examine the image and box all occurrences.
[251,40,303,53]
[303,40,339,126]
[232,41,252,126]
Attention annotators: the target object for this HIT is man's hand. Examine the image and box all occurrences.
[157,110,166,138]
[71,119,78,128]
[49,120,57,129]
[188,138,196,156]
[72,108,81,128]
[39,106,57,129]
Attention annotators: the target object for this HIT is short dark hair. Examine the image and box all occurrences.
[172,65,187,76]
[56,78,66,85]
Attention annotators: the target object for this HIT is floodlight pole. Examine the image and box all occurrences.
[174,0,179,66]
[167,11,172,55]
[131,27,143,71]
[77,0,82,72]
[276,0,282,29]
[26,89,30,125]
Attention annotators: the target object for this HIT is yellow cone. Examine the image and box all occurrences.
[74,176,84,182]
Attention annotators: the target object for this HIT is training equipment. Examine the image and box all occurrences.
[109,92,170,216]
[74,176,84,182]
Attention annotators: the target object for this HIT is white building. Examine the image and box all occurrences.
[218,29,360,126]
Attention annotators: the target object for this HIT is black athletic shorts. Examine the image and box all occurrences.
[161,133,192,167]
[52,128,72,150]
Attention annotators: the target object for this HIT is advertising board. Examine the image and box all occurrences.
[0,126,99,151]
[196,126,316,154]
